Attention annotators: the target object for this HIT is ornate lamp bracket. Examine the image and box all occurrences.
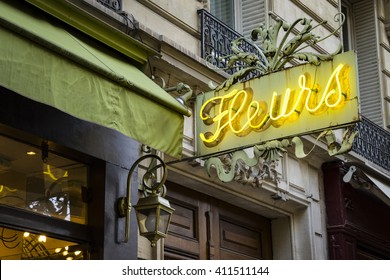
[117,149,173,245]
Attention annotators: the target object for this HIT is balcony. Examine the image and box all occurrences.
[198,9,390,172]
[198,9,263,78]
[96,0,122,11]
[352,116,390,172]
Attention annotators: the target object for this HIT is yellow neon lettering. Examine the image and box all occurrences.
[228,89,249,134]
[199,89,239,145]
[306,64,347,114]
[325,64,350,108]
[248,100,269,130]
[269,73,312,126]
[199,64,351,146]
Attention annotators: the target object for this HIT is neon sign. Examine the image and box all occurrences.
[196,51,359,156]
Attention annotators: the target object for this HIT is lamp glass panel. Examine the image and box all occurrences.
[158,209,171,234]
[137,208,157,234]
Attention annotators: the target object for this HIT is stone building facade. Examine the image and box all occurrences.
[0,0,389,260]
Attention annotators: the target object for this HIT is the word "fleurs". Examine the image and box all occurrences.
[199,64,351,147]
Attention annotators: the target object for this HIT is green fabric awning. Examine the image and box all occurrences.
[0,1,190,158]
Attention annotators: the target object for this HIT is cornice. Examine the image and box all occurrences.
[136,0,200,39]
[25,0,157,64]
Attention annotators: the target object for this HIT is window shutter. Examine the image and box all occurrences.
[241,0,266,40]
[353,0,383,126]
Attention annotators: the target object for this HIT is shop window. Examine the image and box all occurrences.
[0,135,89,224]
[0,226,89,260]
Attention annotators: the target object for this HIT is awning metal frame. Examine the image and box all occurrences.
[342,162,390,206]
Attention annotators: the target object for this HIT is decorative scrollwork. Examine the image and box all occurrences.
[205,150,259,184]
[117,154,167,243]
[212,13,345,91]
[292,125,357,158]
[140,154,168,197]
[205,139,290,186]
[204,126,356,186]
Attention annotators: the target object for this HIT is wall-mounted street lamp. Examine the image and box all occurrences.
[117,154,174,247]
[133,188,174,247]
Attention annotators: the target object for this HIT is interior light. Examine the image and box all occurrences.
[65,246,69,251]
[66,257,73,260]
[62,251,68,256]
[23,232,30,238]
[74,251,81,256]
[38,235,46,242]
[26,151,37,156]
[54,248,62,253]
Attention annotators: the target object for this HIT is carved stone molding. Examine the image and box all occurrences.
[136,0,200,38]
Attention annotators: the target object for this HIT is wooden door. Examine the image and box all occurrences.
[163,185,208,259]
[164,181,272,260]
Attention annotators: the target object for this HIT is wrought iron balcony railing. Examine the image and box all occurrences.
[96,0,122,11]
[198,9,263,77]
[352,116,390,172]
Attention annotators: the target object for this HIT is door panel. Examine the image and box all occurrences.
[164,181,272,260]
[213,200,272,260]
[169,202,198,239]
[164,184,208,259]
[219,218,263,257]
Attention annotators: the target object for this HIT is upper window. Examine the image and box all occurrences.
[210,0,235,29]
[0,135,89,225]
[209,0,266,39]
[341,2,353,51]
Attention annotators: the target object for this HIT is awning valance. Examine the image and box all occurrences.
[0,1,190,158]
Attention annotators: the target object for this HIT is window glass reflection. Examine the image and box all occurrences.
[0,135,88,224]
